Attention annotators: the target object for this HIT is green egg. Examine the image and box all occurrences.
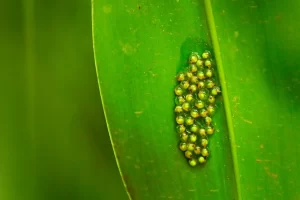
[194,146,201,155]
[198,156,206,164]
[180,132,189,142]
[189,158,198,167]
[206,79,215,89]
[187,143,195,151]
[185,116,194,126]
[185,93,194,102]
[180,80,190,89]
[189,84,197,93]
[201,139,208,147]
[190,76,199,84]
[190,124,199,133]
[182,102,191,111]
[195,99,205,109]
[198,89,208,100]
[189,64,198,73]
[189,53,198,64]
[198,81,205,89]
[189,134,197,143]
[202,50,211,59]
[190,109,199,118]
[199,108,208,118]
[206,126,214,135]
[197,71,206,80]
[175,96,185,105]
[185,151,193,159]
[179,142,187,151]
[204,59,212,68]
[207,105,215,115]
[205,69,213,78]
[208,95,215,104]
[177,72,186,81]
[205,116,212,125]
[174,105,183,113]
[176,125,186,133]
[185,71,193,79]
[174,85,184,96]
[196,59,203,67]
[201,148,209,157]
[199,128,206,137]
[211,86,221,96]
[211,88,218,96]
[176,115,185,125]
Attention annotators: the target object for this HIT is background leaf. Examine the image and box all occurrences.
[0,0,127,199]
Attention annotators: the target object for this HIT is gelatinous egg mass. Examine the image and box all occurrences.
[174,49,221,167]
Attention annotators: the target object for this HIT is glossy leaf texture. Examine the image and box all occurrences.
[92,0,236,199]
[93,0,300,199]
[210,0,300,199]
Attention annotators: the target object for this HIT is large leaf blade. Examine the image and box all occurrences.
[93,0,237,199]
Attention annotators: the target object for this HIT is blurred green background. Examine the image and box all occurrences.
[0,0,127,199]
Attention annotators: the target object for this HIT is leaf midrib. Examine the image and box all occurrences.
[204,0,241,199]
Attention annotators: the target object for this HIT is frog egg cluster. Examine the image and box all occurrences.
[174,50,221,167]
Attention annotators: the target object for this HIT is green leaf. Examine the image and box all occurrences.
[92,0,236,199]
[93,0,300,199]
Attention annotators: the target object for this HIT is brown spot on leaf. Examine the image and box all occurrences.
[240,117,253,124]
[271,173,278,179]
[256,159,272,163]
[123,175,136,199]
[135,111,143,115]
[263,166,278,179]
